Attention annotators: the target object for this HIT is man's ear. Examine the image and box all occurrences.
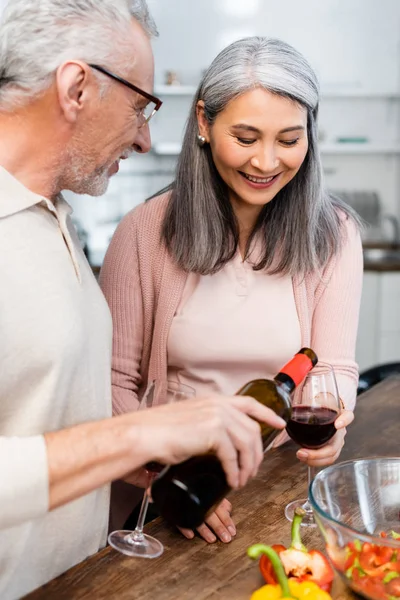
[56,60,92,124]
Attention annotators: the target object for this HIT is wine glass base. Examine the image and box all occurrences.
[285,499,317,527]
[285,498,341,527]
[108,530,164,559]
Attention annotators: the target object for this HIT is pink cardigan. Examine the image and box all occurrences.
[100,193,363,529]
[100,193,363,413]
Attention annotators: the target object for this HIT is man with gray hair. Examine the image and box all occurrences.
[0,0,285,597]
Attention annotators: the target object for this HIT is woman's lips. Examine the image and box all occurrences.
[238,171,280,189]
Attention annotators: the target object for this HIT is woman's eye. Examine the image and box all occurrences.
[280,138,299,147]
[237,137,256,145]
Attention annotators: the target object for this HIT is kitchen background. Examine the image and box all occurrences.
[2,0,400,372]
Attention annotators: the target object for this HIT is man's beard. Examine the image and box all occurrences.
[68,164,111,196]
[62,136,114,197]
[65,155,112,197]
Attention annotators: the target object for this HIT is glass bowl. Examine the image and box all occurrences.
[310,458,400,600]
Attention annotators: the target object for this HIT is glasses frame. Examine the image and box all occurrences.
[89,63,162,126]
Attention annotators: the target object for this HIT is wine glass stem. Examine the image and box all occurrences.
[302,466,315,513]
[131,473,154,542]
[132,492,150,540]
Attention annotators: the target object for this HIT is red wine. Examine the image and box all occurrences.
[151,348,318,529]
[286,406,337,449]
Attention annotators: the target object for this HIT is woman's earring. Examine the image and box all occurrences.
[197,134,206,146]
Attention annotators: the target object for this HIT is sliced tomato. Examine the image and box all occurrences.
[374,546,395,567]
[344,551,357,571]
[359,551,378,571]
[353,573,387,600]
[359,544,394,571]
[386,576,400,597]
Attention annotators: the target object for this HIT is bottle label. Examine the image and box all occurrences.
[280,354,314,387]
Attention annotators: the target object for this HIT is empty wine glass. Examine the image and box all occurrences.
[284,363,341,527]
[108,380,195,558]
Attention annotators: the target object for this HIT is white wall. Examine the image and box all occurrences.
[149,0,400,95]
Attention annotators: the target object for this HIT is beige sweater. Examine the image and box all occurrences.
[0,166,112,600]
[100,193,363,528]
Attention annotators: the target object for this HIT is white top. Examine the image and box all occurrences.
[0,166,112,600]
[167,247,301,397]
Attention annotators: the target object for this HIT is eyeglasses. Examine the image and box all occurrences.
[89,64,162,127]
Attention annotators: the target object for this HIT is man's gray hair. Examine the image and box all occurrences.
[0,0,157,109]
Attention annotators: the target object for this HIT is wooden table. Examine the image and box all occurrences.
[26,377,400,600]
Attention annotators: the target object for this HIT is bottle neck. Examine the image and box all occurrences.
[275,349,318,391]
[274,372,296,394]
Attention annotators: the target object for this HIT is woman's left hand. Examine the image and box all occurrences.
[177,498,236,544]
[296,410,354,467]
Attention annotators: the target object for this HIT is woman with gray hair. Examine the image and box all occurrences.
[101,37,362,544]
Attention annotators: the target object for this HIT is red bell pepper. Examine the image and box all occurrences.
[259,508,334,593]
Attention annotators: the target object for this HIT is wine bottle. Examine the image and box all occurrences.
[151,348,318,530]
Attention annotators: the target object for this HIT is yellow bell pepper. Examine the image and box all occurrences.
[250,580,332,600]
[248,545,332,600]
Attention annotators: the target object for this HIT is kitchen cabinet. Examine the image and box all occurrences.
[356,272,381,370]
[356,271,400,371]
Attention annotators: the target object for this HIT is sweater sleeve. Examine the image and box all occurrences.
[0,435,48,530]
[100,210,143,415]
[310,218,363,411]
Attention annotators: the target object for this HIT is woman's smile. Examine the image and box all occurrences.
[238,170,281,189]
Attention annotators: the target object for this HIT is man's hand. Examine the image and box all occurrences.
[135,395,286,490]
[45,394,285,520]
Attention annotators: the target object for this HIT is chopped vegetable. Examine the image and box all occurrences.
[247,544,332,600]
[386,578,400,597]
[255,508,334,592]
[250,580,332,600]
[330,530,400,600]
[383,573,400,584]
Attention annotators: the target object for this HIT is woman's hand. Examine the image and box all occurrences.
[296,410,354,467]
[178,498,236,544]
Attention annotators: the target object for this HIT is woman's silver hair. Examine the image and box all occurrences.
[162,37,361,276]
[0,0,157,110]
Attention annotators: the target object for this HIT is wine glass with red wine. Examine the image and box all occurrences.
[284,363,340,527]
[108,380,195,558]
